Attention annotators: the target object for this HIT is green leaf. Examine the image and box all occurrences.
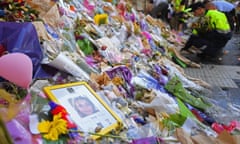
[177,98,195,118]
[42,136,68,144]
[165,76,211,111]
[168,113,187,126]
[77,39,94,55]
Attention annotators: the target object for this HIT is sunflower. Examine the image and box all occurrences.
[38,113,68,141]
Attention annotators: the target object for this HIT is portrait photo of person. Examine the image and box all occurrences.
[69,96,99,118]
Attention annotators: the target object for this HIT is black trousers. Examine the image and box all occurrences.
[235,13,240,32]
[183,31,232,57]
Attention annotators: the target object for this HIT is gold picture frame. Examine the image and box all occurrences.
[43,81,122,139]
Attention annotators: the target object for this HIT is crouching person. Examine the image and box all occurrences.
[181,2,232,59]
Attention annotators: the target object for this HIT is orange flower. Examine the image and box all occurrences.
[112,76,124,86]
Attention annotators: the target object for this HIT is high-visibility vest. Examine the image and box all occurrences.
[193,9,231,35]
[205,9,230,32]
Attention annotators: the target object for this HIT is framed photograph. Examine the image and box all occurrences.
[43,81,122,139]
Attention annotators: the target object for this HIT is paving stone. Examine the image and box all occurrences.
[182,34,240,123]
[184,65,239,88]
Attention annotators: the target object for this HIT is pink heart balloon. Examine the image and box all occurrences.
[0,53,33,88]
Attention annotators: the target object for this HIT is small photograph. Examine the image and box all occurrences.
[44,81,122,140]
[69,96,99,118]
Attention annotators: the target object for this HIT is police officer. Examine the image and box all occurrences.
[181,2,232,58]
[211,0,236,31]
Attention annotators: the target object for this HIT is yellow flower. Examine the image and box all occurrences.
[134,22,140,34]
[38,113,68,141]
[112,76,124,86]
[38,120,51,133]
[94,13,108,25]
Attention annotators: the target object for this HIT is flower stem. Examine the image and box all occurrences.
[69,130,129,140]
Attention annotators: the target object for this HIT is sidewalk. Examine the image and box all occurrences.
[185,64,240,88]
[182,33,240,66]
[183,33,240,110]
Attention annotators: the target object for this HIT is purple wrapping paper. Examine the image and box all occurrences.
[0,22,45,78]
[6,119,32,144]
[106,66,134,97]
[131,136,163,144]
